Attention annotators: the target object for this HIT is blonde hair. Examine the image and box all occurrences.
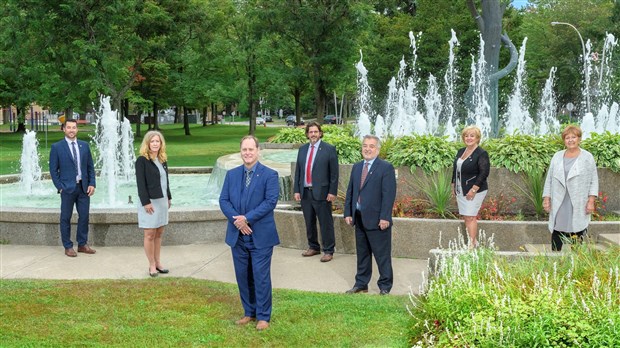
[461,125,482,144]
[139,130,168,162]
[561,125,582,140]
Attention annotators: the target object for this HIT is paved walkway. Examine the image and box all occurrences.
[0,244,429,295]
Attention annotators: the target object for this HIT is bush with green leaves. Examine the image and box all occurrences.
[270,127,307,144]
[483,134,562,173]
[410,243,620,347]
[581,131,620,172]
[322,133,362,164]
[387,135,460,174]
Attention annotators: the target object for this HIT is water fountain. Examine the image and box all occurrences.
[355,30,619,140]
[18,130,43,195]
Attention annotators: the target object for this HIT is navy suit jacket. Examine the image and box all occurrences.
[344,157,396,229]
[219,162,280,249]
[293,141,339,200]
[49,139,96,194]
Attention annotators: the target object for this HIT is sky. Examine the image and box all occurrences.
[512,0,530,9]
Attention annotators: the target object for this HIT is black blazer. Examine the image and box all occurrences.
[136,156,172,206]
[293,140,339,201]
[451,146,490,194]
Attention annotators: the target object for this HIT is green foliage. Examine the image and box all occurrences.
[413,168,455,218]
[410,245,620,346]
[581,131,620,173]
[387,135,459,174]
[483,134,561,173]
[515,167,547,217]
[322,133,362,165]
[270,127,307,144]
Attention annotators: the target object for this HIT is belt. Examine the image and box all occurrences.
[304,187,313,190]
[77,180,82,184]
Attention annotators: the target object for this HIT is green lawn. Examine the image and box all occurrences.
[0,278,413,347]
[0,123,281,175]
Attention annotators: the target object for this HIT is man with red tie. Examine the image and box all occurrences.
[344,135,396,295]
[293,121,339,262]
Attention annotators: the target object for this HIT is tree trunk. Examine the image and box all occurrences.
[135,110,142,138]
[183,106,191,135]
[202,106,208,126]
[294,88,302,126]
[15,106,26,133]
[248,71,257,136]
[313,71,327,123]
[153,102,160,130]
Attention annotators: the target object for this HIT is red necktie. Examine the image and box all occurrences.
[358,161,369,203]
[306,145,314,186]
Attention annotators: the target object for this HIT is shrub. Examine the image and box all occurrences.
[270,127,306,144]
[387,135,459,174]
[483,134,562,173]
[581,131,620,172]
[322,133,362,164]
[514,167,547,218]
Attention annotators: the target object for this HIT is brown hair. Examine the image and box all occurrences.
[240,135,259,148]
[305,121,323,138]
[561,125,582,140]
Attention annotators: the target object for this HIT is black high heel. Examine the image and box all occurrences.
[156,267,169,274]
[149,269,158,277]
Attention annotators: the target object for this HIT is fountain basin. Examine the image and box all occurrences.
[1,205,618,258]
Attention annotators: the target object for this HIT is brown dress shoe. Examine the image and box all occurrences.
[320,253,333,262]
[235,316,256,325]
[256,320,270,331]
[345,286,368,294]
[65,248,77,257]
[77,245,96,254]
[301,249,320,257]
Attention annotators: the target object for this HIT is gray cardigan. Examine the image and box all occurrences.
[542,149,598,233]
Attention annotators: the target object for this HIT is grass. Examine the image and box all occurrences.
[0,123,280,175]
[0,278,413,347]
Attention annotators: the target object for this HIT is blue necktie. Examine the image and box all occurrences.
[71,142,78,172]
[245,170,253,188]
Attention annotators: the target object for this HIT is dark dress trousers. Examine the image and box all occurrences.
[344,157,397,292]
[49,139,96,249]
[219,162,280,322]
[293,141,339,253]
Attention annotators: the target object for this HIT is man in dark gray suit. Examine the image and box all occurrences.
[344,135,396,295]
[294,121,339,262]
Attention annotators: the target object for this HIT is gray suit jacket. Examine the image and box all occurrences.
[543,149,599,233]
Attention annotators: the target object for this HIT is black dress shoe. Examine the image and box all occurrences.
[345,286,368,294]
[156,267,169,274]
[379,289,390,296]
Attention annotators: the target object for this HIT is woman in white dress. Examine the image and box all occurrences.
[543,125,598,251]
[136,131,172,277]
[451,126,490,248]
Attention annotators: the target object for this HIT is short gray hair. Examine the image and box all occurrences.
[363,134,381,149]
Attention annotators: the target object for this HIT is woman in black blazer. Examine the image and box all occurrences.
[136,130,172,277]
[451,126,490,248]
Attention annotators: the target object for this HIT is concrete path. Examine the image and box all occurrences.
[0,244,429,296]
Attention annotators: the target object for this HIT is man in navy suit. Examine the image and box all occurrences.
[344,135,396,295]
[49,119,97,257]
[219,135,280,331]
[294,122,339,262]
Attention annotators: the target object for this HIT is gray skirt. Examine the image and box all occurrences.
[456,190,488,217]
[138,197,169,229]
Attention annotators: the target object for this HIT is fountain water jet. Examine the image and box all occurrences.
[19,130,43,195]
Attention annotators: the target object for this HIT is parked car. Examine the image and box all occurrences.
[323,115,338,124]
[286,115,304,126]
[264,115,273,122]
[256,117,265,125]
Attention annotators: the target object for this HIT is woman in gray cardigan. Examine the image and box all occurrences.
[542,125,598,251]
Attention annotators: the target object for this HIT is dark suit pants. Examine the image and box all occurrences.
[354,211,393,292]
[59,186,90,249]
[301,189,335,253]
[231,234,274,322]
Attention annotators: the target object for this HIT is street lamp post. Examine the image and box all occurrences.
[551,21,590,114]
